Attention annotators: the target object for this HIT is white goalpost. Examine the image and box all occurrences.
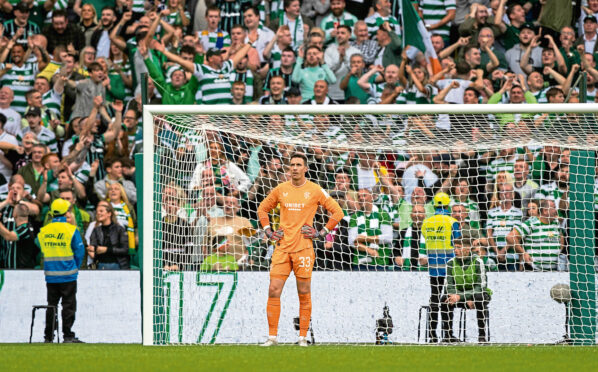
[142,104,597,346]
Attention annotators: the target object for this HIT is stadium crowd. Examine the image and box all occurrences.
[0,0,596,272]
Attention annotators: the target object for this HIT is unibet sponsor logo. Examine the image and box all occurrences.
[284,202,305,211]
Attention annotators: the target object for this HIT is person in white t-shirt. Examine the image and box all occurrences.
[0,113,19,181]
[0,87,22,137]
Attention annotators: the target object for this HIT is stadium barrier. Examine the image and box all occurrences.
[2,270,593,344]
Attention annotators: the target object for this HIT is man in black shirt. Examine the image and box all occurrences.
[161,185,193,270]
[0,203,39,268]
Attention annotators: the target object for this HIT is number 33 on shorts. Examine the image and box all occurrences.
[292,249,315,278]
[298,256,311,268]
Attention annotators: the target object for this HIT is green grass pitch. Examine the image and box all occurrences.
[1,344,597,371]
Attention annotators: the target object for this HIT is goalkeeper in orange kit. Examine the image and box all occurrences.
[257,153,344,346]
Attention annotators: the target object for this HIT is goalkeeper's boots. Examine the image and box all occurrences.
[297,336,308,347]
[260,336,278,347]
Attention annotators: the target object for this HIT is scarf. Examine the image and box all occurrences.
[280,12,304,49]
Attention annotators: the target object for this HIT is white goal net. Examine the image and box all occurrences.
[142,104,597,345]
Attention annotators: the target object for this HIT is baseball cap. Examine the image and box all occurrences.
[584,15,597,23]
[206,48,223,58]
[433,192,451,208]
[519,22,536,32]
[25,107,41,117]
[50,198,71,217]
[14,3,30,13]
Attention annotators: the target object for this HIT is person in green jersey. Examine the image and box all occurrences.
[508,199,566,271]
[348,188,394,270]
[139,40,199,105]
[441,237,491,343]
[156,41,251,105]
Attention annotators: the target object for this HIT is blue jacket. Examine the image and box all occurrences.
[38,217,85,283]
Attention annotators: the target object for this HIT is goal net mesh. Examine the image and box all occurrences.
[146,108,597,345]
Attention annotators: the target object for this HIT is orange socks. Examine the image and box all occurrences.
[267,297,281,337]
[267,294,312,337]
[298,293,312,337]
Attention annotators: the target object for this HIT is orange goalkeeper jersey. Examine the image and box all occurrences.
[258,180,344,253]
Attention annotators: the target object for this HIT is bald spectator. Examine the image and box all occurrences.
[208,195,253,263]
[364,0,401,38]
[302,80,340,105]
[0,87,21,137]
[0,113,17,182]
[358,64,403,104]
[431,34,445,55]
[478,27,508,73]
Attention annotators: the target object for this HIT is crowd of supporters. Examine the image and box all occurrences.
[0,0,596,271]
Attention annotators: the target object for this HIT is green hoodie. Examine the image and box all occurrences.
[144,58,199,105]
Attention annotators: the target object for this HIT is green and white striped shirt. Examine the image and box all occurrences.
[194,60,233,104]
[532,87,550,103]
[3,19,40,45]
[348,205,393,267]
[486,156,515,181]
[0,204,16,268]
[403,83,437,105]
[320,11,358,44]
[268,44,283,70]
[486,206,523,248]
[42,89,62,117]
[0,62,38,114]
[364,12,401,38]
[163,10,191,28]
[419,0,456,39]
[18,126,58,153]
[268,0,285,24]
[534,181,565,201]
[367,82,407,104]
[112,201,135,234]
[515,216,562,271]
[132,0,145,14]
[75,161,92,184]
[450,198,481,230]
[110,58,133,100]
[230,69,254,103]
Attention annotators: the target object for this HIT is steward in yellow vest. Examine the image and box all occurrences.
[37,198,85,343]
[420,192,462,343]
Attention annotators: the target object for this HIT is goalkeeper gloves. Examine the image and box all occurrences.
[265,227,284,241]
[301,225,328,240]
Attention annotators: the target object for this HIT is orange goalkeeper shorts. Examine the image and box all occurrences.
[270,248,315,280]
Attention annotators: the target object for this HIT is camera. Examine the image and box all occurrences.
[375,304,393,345]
